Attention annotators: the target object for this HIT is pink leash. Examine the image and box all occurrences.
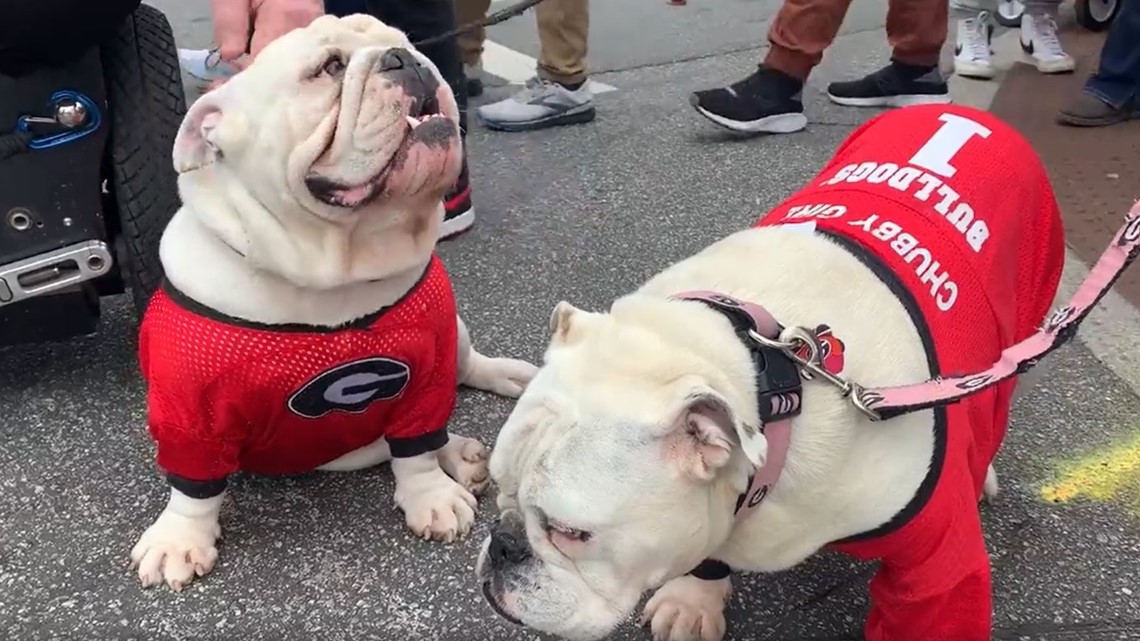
[677,201,1140,520]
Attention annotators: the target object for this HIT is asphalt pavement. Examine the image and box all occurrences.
[2,1,1139,640]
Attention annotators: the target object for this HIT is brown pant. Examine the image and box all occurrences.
[455,0,590,85]
[765,0,947,81]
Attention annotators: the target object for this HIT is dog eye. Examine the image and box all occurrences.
[321,54,346,77]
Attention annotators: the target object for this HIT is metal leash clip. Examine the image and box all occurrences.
[747,326,882,421]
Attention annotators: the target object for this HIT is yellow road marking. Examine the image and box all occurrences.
[1040,432,1140,512]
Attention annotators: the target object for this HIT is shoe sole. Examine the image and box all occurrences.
[690,97,808,134]
[954,60,996,80]
[478,106,596,132]
[439,207,476,240]
[827,92,952,108]
[1023,52,1076,74]
[1056,111,1138,127]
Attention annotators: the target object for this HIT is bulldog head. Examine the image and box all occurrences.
[170,14,462,288]
[476,297,762,640]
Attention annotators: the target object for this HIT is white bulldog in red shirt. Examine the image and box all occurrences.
[129,14,536,592]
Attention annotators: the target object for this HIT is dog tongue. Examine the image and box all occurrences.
[331,182,376,208]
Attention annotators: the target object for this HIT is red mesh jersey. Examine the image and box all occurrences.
[138,255,459,481]
[755,105,1065,641]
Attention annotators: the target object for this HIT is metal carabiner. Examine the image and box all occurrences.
[748,323,883,421]
[16,91,102,151]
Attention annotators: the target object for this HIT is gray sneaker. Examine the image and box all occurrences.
[476,77,596,132]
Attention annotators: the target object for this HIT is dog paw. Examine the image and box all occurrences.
[438,434,490,496]
[463,354,539,398]
[395,469,478,543]
[982,464,999,503]
[130,510,221,591]
[640,575,732,641]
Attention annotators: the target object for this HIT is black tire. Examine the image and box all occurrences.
[1075,0,1120,32]
[100,2,186,320]
[995,0,1024,27]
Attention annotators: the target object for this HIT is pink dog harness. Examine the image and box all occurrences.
[675,202,1140,526]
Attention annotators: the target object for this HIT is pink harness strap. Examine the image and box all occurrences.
[676,202,1140,523]
[672,290,796,520]
[859,203,1140,419]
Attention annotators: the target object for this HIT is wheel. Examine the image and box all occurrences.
[1075,0,1120,31]
[100,2,186,320]
[995,0,1025,27]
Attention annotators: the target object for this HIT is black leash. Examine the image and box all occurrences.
[411,0,551,47]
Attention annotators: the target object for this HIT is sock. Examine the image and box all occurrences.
[890,59,939,80]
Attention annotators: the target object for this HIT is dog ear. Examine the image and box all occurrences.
[549,301,579,338]
[670,389,767,481]
[172,93,228,173]
[549,301,602,347]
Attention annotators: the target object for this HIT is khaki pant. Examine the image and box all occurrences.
[455,0,590,85]
[764,0,947,81]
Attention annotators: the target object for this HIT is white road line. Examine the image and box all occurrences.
[481,40,617,93]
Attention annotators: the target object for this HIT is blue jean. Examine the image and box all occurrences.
[1086,0,1140,109]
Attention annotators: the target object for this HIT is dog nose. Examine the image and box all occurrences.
[488,513,532,566]
[377,47,419,73]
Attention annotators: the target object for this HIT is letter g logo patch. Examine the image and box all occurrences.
[288,357,411,419]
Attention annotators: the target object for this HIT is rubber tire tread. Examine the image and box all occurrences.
[101,3,186,320]
[1075,0,1118,31]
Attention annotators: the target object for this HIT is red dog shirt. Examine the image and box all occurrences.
[138,255,459,484]
[755,105,1065,641]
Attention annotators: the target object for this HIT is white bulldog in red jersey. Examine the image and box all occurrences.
[128,14,537,592]
[477,104,1068,641]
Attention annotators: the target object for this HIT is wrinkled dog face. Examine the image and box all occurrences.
[475,301,756,640]
[172,14,462,219]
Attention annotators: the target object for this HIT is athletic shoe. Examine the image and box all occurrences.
[476,77,595,132]
[954,12,996,80]
[441,159,475,240]
[689,65,808,134]
[826,62,951,107]
[178,47,241,83]
[1057,91,1140,127]
[1020,14,1075,74]
[465,62,484,98]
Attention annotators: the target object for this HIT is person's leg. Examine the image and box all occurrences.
[688,0,854,135]
[1058,0,1140,126]
[364,0,476,238]
[455,0,492,97]
[1019,0,1074,73]
[475,0,595,132]
[535,0,590,87]
[825,0,951,107]
[949,0,998,80]
[763,0,855,82]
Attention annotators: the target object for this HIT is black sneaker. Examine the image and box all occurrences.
[690,65,808,134]
[826,61,951,108]
[441,157,475,240]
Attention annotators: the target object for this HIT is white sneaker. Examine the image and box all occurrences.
[475,77,596,132]
[954,12,995,80]
[1020,14,1076,74]
[178,48,242,82]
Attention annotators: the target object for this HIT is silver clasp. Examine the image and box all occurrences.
[746,326,882,421]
